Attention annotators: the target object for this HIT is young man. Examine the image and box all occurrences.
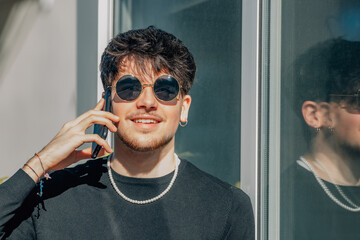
[281,38,360,240]
[0,26,254,239]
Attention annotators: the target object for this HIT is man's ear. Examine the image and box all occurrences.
[180,95,192,122]
[302,101,330,128]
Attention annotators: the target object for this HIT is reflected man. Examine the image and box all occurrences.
[282,38,360,240]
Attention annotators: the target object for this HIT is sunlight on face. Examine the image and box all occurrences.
[111,58,191,152]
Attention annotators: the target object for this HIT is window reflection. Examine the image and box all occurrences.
[279,1,360,239]
[281,39,360,240]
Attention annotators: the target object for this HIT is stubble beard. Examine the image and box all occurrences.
[115,130,174,152]
[329,132,360,161]
[338,140,360,160]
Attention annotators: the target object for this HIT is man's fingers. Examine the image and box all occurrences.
[67,99,104,126]
[76,147,108,159]
[82,134,113,153]
[97,148,108,157]
[71,99,106,126]
[94,98,106,111]
[68,107,119,129]
[76,147,93,159]
[78,115,118,132]
[96,111,120,123]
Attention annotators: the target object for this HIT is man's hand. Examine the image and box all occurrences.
[22,99,120,182]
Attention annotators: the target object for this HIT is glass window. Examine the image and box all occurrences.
[279,0,360,239]
[114,0,242,186]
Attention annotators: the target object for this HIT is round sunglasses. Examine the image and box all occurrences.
[112,75,181,102]
[330,89,360,113]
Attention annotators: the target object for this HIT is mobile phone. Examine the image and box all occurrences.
[91,88,112,159]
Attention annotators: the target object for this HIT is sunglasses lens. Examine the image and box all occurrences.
[154,76,180,101]
[116,76,142,101]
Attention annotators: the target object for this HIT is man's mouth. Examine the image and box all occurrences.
[129,114,163,126]
[133,119,159,124]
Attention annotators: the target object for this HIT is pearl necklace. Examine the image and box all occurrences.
[300,157,360,212]
[313,158,360,208]
[107,154,180,205]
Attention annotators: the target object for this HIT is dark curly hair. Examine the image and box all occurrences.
[100,26,196,95]
[293,38,360,113]
[290,38,360,144]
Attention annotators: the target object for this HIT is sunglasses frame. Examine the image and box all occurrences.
[111,74,182,102]
[329,89,360,111]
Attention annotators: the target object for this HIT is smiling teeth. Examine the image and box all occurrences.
[135,119,157,124]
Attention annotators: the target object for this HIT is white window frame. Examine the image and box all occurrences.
[241,0,261,238]
[97,0,114,146]
[241,0,282,239]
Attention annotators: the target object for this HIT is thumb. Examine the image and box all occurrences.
[76,147,109,159]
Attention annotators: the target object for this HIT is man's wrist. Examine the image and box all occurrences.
[22,156,44,183]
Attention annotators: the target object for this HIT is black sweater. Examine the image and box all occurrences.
[0,158,254,239]
[281,161,360,240]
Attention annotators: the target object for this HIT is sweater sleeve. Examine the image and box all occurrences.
[223,187,255,240]
[0,169,37,239]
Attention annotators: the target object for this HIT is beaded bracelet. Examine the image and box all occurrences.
[34,153,51,180]
[24,163,44,197]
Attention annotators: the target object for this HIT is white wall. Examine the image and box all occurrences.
[0,0,77,178]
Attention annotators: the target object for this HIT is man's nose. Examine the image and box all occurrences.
[136,86,158,110]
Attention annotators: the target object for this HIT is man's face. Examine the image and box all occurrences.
[328,102,360,156]
[110,59,191,152]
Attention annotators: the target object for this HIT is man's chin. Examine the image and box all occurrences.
[341,143,360,158]
[333,136,360,159]
[116,132,173,152]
